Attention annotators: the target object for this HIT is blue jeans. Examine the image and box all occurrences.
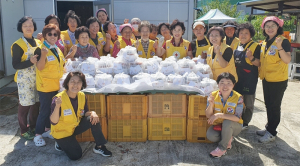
[35,91,57,135]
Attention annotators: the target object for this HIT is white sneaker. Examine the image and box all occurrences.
[42,130,54,139]
[259,131,275,143]
[256,129,267,136]
[34,135,46,147]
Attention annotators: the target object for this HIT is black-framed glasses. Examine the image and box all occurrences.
[47,33,58,37]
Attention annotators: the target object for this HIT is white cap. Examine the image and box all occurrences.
[193,21,206,29]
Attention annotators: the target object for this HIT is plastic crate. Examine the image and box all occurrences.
[86,94,106,117]
[76,117,107,142]
[108,119,147,142]
[107,95,148,119]
[148,117,186,140]
[148,94,187,118]
[187,117,212,143]
[188,95,207,119]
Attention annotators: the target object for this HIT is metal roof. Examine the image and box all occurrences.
[240,0,300,14]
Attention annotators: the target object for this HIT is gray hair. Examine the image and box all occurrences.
[131,18,141,24]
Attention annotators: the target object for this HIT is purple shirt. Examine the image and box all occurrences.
[74,44,100,59]
[50,95,89,125]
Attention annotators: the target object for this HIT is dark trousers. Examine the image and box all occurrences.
[18,102,40,134]
[262,79,287,136]
[242,94,255,125]
[35,91,57,135]
[55,116,107,160]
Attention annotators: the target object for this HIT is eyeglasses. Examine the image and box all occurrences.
[265,25,278,29]
[47,33,58,37]
[209,35,221,38]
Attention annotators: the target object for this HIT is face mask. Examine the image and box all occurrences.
[132,24,139,31]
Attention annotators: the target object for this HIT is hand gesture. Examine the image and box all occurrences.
[213,44,220,54]
[246,48,253,60]
[55,96,62,106]
[37,33,43,41]
[90,111,99,125]
[96,43,102,51]
[153,40,158,49]
[135,39,139,48]
[208,93,214,105]
[106,33,111,41]
[158,36,165,47]
[41,47,48,57]
[207,114,219,125]
[275,37,283,49]
[201,51,207,59]
[115,40,120,49]
[70,45,77,53]
[124,19,129,24]
[30,54,38,64]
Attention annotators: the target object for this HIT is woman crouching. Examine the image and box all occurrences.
[50,72,112,160]
[205,72,243,158]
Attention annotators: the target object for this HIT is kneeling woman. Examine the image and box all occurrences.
[50,72,112,160]
[205,72,243,158]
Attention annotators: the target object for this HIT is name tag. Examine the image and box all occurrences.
[227,102,236,107]
[47,55,55,62]
[138,51,143,55]
[64,109,72,116]
[64,40,70,45]
[99,37,103,41]
[214,102,222,105]
[271,45,277,49]
[215,108,221,112]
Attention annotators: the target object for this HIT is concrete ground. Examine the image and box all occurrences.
[0,79,299,166]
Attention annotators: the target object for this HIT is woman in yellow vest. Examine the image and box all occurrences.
[155,23,172,60]
[206,26,238,82]
[102,21,119,55]
[112,23,136,58]
[257,16,291,143]
[61,10,80,55]
[233,23,261,130]
[36,14,67,56]
[11,16,40,140]
[65,26,100,60]
[222,21,239,50]
[190,21,211,62]
[34,24,65,147]
[157,19,193,60]
[135,21,156,58]
[86,17,105,57]
[206,72,244,158]
[50,72,112,160]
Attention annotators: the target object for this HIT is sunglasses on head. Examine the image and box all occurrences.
[47,33,58,37]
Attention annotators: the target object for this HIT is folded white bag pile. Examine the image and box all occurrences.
[95,73,113,88]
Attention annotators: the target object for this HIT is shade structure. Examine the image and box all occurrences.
[194,9,236,24]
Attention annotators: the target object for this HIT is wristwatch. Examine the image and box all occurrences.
[251,57,256,62]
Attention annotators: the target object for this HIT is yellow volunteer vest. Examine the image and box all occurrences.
[195,37,211,57]
[11,38,41,82]
[260,35,288,82]
[223,37,239,50]
[207,43,238,82]
[233,41,259,66]
[166,39,190,59]
[118,37,136,49]
[211,90,243,125]
[50,90,85,139]
[137,39,156,58]
[36,44,65,92]
[89,32,105,57]
[61,30,78,54]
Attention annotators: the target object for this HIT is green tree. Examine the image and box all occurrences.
[197,0,241,19]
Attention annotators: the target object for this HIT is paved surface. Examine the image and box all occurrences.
[0,79,299,166]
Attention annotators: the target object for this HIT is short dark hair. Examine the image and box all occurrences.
[150,24,158,33]
[17,16,37,33]
[216,72,236,84]
[44,14,61,28]
[237,22,256,38]
[158,23,170,35]
[63,72,87,90]
[263,21,283,37]
[96,9,109,21]
[170,19,186,35]
[64,10,81,26]
[86,17,101,29]
[75,26,90,39]
[138,21,151,33]
[207,26,226,41]
[42,24,61,40]
[222,20,238,30]
[103,21,115,33]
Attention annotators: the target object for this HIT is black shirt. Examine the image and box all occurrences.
[190,38,211,57]
[212,47,233,62]
[12,37,37,70]
[239,41,261,59]
[226,35,237,46]
[91,37,98,46]
[265,35,291,56]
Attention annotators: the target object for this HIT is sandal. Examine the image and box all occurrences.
[34,135,46,147]
[21,131,35,140]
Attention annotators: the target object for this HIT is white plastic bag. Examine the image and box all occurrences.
[112,73,131,84]
[159,60,178,76]
[77,60,96,76]
[95,73,113,88]
[167,74,185,86]
[59,73,69,92]
[186,72,201,88]
[118,46,138,63]
[132,73,151,82]
[85,74,95,89]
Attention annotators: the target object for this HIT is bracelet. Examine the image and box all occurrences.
[251,57,256,62]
